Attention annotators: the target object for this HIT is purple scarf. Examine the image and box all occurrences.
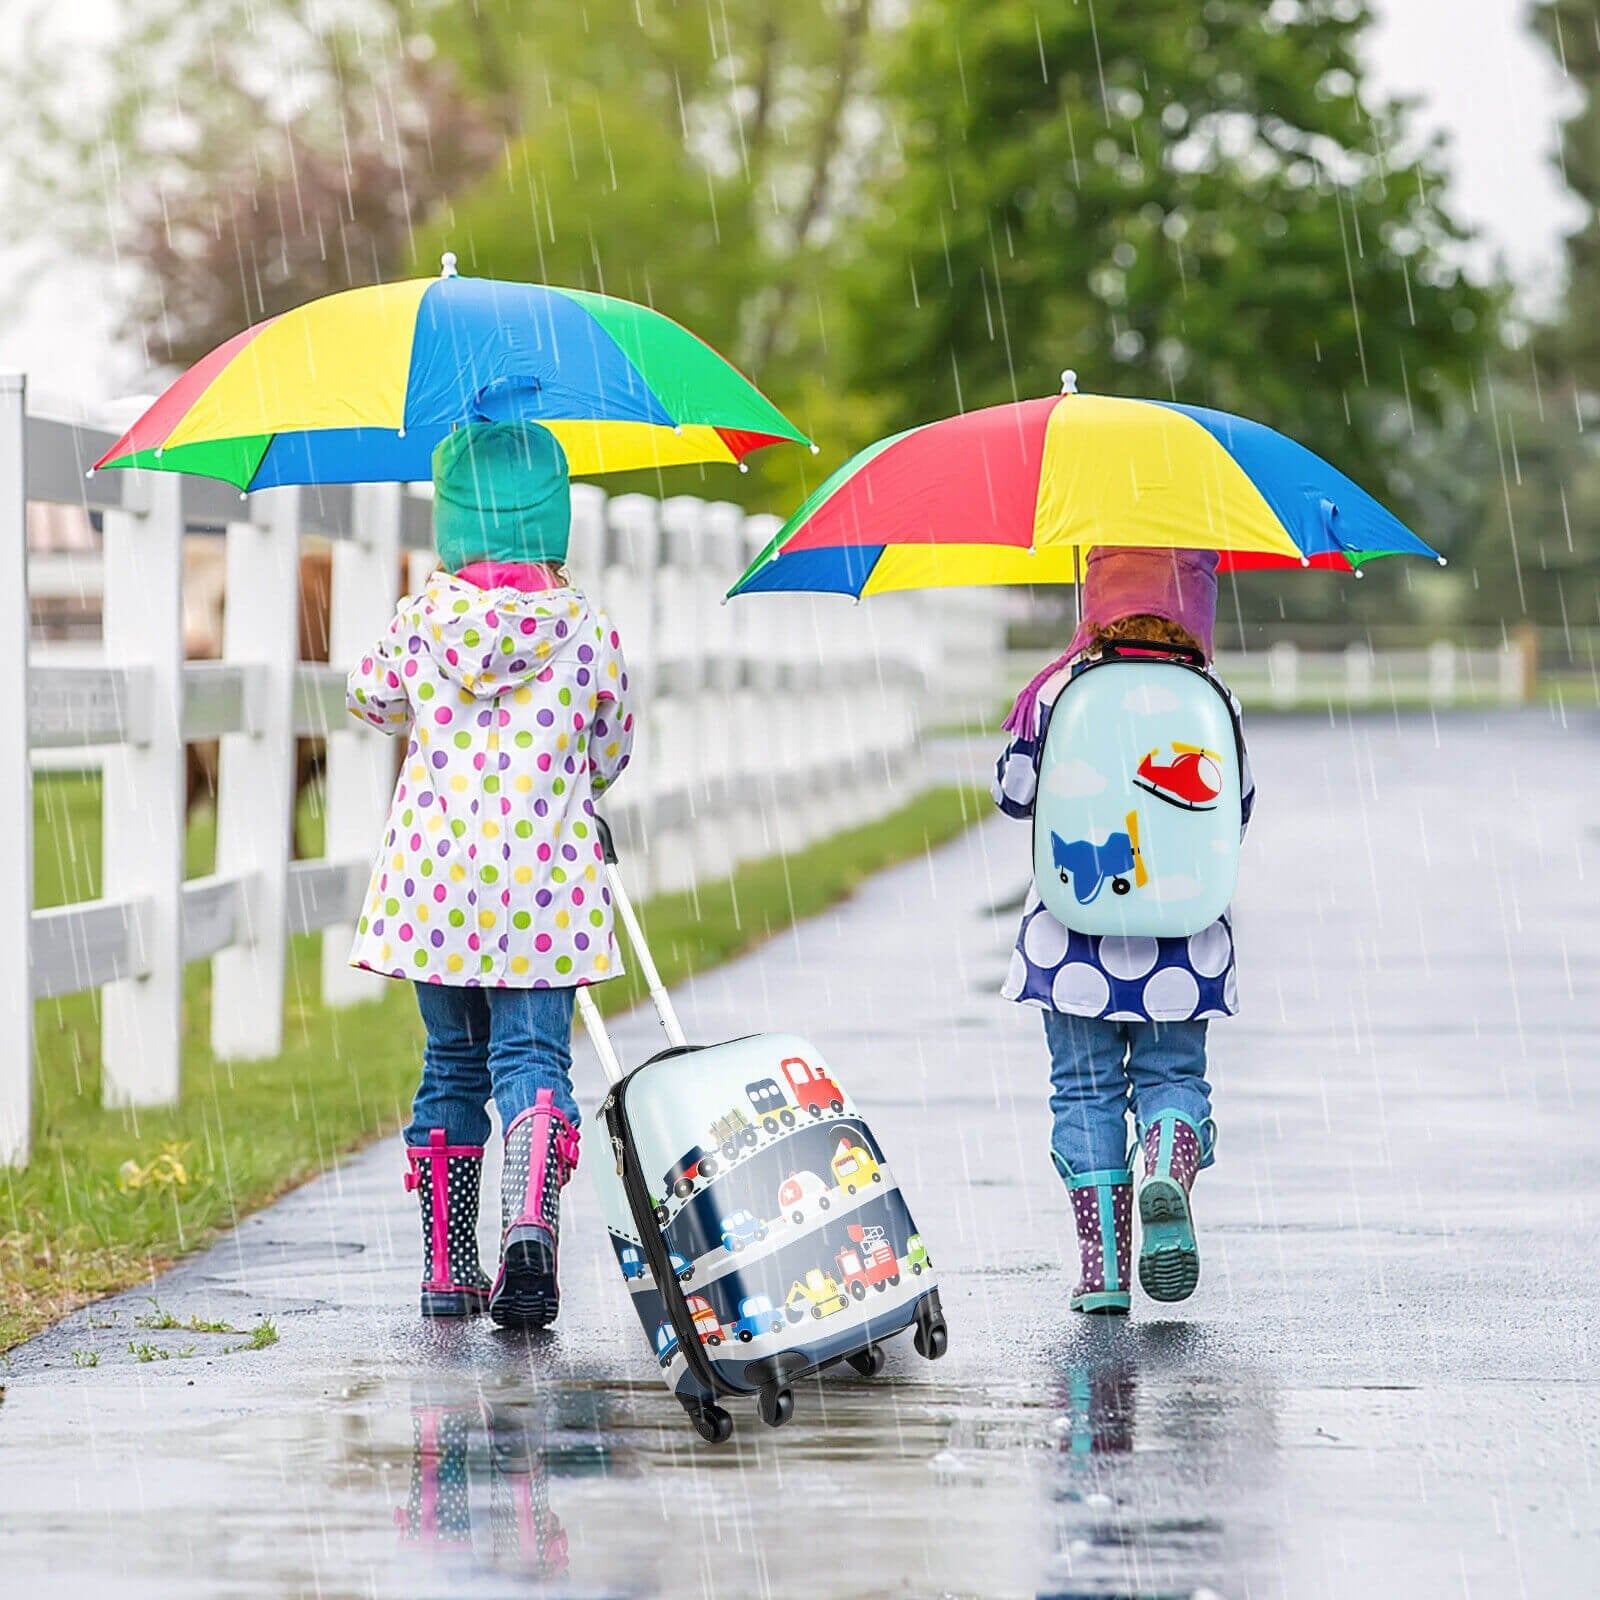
[1003,545,1220,738]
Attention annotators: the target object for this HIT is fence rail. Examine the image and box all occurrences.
[5,381,1002,1168]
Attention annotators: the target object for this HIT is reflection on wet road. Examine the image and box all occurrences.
[3,715,1599,1597]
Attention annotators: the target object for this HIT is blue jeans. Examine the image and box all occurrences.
[1043,1012,1213,1177]
[406,983,579,1149]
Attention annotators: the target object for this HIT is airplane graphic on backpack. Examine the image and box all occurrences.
[1032,639,1243,938]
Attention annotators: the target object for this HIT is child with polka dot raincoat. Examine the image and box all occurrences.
[346,420,634,1331]
[992,546,1254,1317]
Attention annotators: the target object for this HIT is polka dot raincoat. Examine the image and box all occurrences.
[346,572,634,988]
[993,660,1255,1022]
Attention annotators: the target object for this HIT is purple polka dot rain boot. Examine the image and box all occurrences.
[404,1128,491,1317]
[1137,1110,1204,1303]
[489,1090,581,1330]
[1056,1159,1134,1314]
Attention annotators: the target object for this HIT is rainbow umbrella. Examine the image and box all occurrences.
[92,265,810,491]
[727,389,1441,599]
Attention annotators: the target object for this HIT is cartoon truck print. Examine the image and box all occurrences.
[729,1294,784,1343]
[718,1208,768,1253]
[664,1143,718,1199]
[746,1077,800,1134]
[1050,809,1149,905]
[778,1168,832,1225]
[835,1223,901,1299]
[685,1295,723,1346]
[785,1269,849,1323]
[783,1055,845,1119]
[830,1135,882,1195]
[655,1322,680,1368]
[905,1232,932,1274]
[710,1107,760,1163]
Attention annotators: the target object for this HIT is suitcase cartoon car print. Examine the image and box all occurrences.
[581,815,946,1446]
[594,1030,947,1444]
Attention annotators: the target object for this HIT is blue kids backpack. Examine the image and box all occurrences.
[1032,638,1243,938]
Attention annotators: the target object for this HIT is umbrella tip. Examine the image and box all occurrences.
[809,442,821,455]
[1300,556,1311,567]
[1437,555,1448,567]
[440,252,458,279]
[84,467,95,478]
[1354,567,1365,579]
[738,461,749,474]
[1060,369,1078,395]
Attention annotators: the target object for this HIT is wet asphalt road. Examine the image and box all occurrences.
[3,711,1598,1599]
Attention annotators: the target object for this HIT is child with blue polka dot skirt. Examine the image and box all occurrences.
[345,421,634,1329]
[993,546,1253,1313]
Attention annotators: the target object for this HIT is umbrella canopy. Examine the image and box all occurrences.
[93,269,809,491]
[727,392,1440,599]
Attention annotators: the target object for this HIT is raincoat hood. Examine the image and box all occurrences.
[417,571,595,698]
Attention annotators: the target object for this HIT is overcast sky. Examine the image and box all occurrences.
[0,0,1583,417]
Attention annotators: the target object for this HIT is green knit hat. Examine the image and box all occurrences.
[431,421,571,569]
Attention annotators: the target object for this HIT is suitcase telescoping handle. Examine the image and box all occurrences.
[574,815,687,1086]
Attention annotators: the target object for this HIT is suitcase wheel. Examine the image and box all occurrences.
[682,1400,734,1445]
[757,1384,794,1429]
[846,1344,887,1379]
[913,1303,949,1362]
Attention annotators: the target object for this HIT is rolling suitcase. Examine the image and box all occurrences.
[578,818,948,1445]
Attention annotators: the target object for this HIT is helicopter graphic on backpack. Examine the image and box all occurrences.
[1050,808,1150,906]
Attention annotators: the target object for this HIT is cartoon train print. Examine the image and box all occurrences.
[782,1056,844,1118]
[745,1077,800,1133]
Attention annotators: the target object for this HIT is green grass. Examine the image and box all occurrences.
[3,773,985,1350]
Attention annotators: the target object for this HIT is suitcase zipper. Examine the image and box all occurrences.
[605,1068,730,1398]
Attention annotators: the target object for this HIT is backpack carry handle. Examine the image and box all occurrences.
[1095,636,1207,668]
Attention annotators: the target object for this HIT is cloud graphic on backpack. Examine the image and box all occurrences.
[1032,650,1242,937]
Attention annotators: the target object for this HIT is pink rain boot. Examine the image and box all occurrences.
[404,1129,491,1317]
[489,1090,580,1330]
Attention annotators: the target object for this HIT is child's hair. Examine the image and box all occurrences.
[1088,614,1206,659]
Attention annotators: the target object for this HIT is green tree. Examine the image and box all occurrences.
[844,0,1499,524]
[2,1,504,370]
[411,0,885,503]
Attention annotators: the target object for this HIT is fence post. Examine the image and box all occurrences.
[0,378,31,1162]
[1427,641,1458,706]
[1268,640,1298,709]
[210,487,300,1059]
[100,467,185,1105]
[1510,623,1539,705]
[1343,641,1375,706]
[321,482,402,1007]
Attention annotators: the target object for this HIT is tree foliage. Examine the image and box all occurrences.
[844,0,1499,523]
[4,2,506,370]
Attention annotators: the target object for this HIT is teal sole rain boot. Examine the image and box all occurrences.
[1137,1110,1205,1303]
[1056,1158,1134,1315]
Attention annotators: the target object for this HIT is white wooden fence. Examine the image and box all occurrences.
[4,379,1002,1168]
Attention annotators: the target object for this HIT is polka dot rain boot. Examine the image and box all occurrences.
[394,1401,476,1552]
[489,1090,581,1330]
[404,1128,491,1317]
[1137,1109,1205,1303]
[1056,1158,1134,1314]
